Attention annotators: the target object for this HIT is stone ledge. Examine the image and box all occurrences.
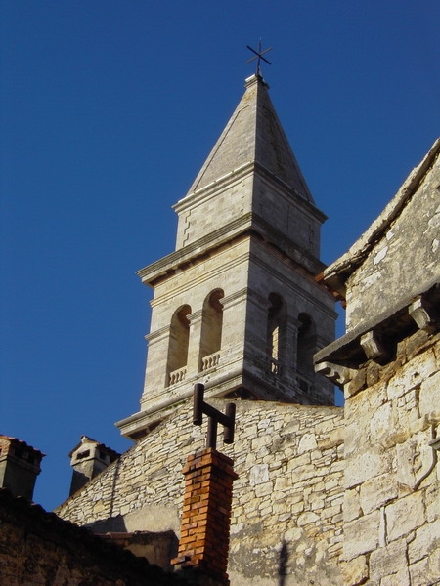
[315,281,440,384]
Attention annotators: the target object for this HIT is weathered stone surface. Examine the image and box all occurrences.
[395,430,434,489]
[408,519,440,564]
[409,552,440,586]
[419,367,440,420]
[380,567,411,586]
[58,400,345,586]
[359,476,398,515]
[369,540,407,582]
[341,555,369,586]
[319,139,440,585]
[339,335,440,582]
[344,451,386,488]
[342,488,361,523]
[298,433,318,454]
[249,463,269,486]
[334,143,440,332]
[386,491,425,542]
[343,511,380,561]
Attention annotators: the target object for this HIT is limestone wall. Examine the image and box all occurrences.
[252,174,323,258]
[342,331,440,586]
[344,147,440,333]
[174,173,253,250]
[57,399,344,586]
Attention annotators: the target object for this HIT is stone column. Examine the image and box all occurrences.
[172,448,238,586]
[220,289,248,354]
[186,310,203,379]
[286,316,300,376]
[140,325,170,408]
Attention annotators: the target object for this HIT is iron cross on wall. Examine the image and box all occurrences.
[193,383,236,449]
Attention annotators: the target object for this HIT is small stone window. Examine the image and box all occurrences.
[76,449,90,460]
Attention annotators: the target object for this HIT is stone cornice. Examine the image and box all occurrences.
[173,162,254,213]
[315,281,440,383]
[137,217,252,284]
[137,211,326,288]
[175,161,326,223]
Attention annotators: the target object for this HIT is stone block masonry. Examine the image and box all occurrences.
[342,331,440,586]
[57,400,344,586]
[173,449,238,585]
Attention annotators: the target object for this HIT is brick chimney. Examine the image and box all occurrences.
[69,436,120,496]
[172,447,238,586]
[0,435,44,501]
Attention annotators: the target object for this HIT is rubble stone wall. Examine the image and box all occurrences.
[342,330,440,586]
[0,488,186,586]
[57,400,344,586]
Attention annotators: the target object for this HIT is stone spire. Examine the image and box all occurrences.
[188,74,314,204]
[117,74,335,440]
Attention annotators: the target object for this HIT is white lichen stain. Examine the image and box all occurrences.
[362,271,381,288]
[432,239,439,253]
[374,246,388,265]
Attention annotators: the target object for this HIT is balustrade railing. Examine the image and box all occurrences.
[201,352,221,371]
[268,356,282,375]
[168,366,187,386]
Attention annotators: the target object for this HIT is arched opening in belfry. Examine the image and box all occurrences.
[267,293,286,374]
[296,313,316,381]
[167,304,191,386]
[199,289,224,371]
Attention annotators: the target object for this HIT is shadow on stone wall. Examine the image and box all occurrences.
[278,538,288,586]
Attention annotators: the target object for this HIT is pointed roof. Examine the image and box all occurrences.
[187,74,315,204]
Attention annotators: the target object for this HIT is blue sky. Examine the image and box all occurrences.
[1,1,439,511]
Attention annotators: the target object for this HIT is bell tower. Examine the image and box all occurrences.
[117,74,336,439]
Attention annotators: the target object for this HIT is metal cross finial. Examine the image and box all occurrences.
[246,39,273,76]
[193,383,236,449]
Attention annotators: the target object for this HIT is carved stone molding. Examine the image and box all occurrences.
[360,330,390,361]
[315,361,355,387]
[409,295,440,333]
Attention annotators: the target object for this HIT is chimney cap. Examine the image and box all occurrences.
[68,436,120,461]
[0,435,46,461]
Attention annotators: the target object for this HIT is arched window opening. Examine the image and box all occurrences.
[267,293,286,374]
[296,313,316,384]
[167,305,191,386]
[199,289,224,371]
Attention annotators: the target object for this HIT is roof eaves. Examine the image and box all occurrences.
[324,137,440,295]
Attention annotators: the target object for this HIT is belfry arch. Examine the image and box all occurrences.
[199,289,224,371]
[166,305,191,386]
[266,293,286,374]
